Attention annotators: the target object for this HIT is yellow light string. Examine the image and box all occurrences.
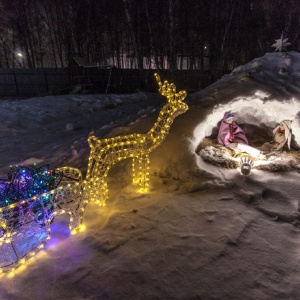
[0,73,188,274]
[84,73,188,199]
[0,179,87,273]
[0,192,53,273]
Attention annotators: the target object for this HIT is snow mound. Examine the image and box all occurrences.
[189,52,300,173]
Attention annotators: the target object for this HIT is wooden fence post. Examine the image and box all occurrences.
[13,70,19,96]
[44,70,49,94]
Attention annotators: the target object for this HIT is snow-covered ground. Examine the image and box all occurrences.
[1,52,300,300]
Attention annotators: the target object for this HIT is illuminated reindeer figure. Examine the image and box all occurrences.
[82,73,188,205]
[59,73,188,209]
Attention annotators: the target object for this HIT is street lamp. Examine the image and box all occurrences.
[15,51,25,68]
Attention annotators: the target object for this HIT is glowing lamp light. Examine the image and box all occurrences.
[240,156,254,176]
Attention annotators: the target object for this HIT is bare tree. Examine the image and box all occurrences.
[123,0,143,69]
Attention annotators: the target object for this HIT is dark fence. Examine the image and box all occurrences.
[0,67,213,97]
[68,67,213,94]
[0,68,70,97]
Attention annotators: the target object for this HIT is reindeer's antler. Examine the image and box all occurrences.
[154,73,187,103]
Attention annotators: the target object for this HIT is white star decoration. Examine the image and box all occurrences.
[272,32,291,52]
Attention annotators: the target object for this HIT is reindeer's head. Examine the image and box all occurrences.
[154,73,188,115]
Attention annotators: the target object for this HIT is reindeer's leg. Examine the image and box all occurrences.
[69,209,84,234]
[68,188,89,234]
[87,178,108,206]
[132,156,144,187]
[138,153,150,193]
[99,179,109,206]
[54,183,87,233]
[132,157,140,185]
